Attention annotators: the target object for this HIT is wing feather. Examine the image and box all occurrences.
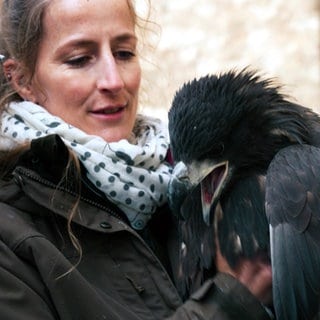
[266,144,320,320]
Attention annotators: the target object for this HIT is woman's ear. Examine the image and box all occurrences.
[3,58,37,102]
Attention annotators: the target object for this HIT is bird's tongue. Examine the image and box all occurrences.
[201,165,226,206]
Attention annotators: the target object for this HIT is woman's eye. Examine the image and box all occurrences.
[65,56,91,67]
[115,50,135,61]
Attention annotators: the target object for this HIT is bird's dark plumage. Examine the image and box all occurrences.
[266,144,320,319]
[168,68,320,318]
[169,69,320,170]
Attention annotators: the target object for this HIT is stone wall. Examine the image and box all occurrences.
[138,0,320,120]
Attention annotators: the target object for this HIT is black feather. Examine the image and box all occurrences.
[266,144,320,319]
[169,68,320,174]
[218,175,269,269]
[177,184,216,299]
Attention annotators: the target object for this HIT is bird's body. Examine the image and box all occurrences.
[168,69,320,319]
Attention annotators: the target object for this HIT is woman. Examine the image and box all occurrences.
[0,0,272,319]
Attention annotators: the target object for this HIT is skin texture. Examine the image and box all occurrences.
[9,0,141,143]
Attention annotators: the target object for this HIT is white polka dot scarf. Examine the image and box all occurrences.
[0,101,172,230]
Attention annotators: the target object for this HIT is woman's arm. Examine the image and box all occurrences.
[0,241,58,320]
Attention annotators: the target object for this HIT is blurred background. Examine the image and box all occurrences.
[137,0,320,121]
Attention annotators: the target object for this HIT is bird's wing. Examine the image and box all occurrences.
[265,144,320,320]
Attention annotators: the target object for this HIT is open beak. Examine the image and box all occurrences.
[200,161,229,225]
[168,160,229,225]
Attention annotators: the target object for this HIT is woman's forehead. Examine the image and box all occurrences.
[43,0,135,27]
[41,0,136,40]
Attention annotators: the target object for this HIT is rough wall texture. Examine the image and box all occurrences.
[139,0,320,120]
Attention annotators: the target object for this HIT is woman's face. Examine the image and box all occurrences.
[28,0,141,142]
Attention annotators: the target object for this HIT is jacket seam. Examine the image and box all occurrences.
[11,234,47,253]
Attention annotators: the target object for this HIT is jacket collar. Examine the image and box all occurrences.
[6,134,131,232]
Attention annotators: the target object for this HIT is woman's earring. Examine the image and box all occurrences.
[6,73,12,81]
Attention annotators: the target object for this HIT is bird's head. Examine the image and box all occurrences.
[168,68,318,225]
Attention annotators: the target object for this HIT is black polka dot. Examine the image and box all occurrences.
[140,204,146,211]
[108,176,115,183]
[96,181,102,187]
[84,151,91,159]
[125,198,132,205]
[12,132,17,138]
[14,114,24,124]
[124,184,130,191]
[115,151,134,165]
[159,175,164,183]
[134,220,144,229]
[139,175,145,183]
[110,191,117,197]
[138,191,145,197]
[94,165,101,172]
[46,121,60,128]
[150,184,155,192]
[36,131,42,136]
[126,166,133,174]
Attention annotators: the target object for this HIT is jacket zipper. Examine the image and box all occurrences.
[14,167,125,222]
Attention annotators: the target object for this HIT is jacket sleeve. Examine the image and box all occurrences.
[0,241,58,320]
[166,273,273,320]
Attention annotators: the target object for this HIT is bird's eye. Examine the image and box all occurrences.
[211,143,224,156]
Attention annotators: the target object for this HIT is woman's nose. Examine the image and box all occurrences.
[96,55,125,93]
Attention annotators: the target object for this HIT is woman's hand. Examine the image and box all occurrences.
[215,241,273,306]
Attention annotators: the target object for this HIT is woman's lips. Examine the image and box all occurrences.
[90,105,126,120]
[94,107,123,114]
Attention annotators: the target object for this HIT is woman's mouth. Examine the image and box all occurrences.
[90,105,126,120]
[94,107,123,114]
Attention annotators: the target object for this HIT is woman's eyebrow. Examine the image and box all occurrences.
[112,33,138,44]
[54,39,97,57]
[55,32,138,54]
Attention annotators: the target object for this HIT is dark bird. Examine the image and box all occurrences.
[167,68,320,319]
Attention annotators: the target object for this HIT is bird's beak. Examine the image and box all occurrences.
[200,161,229,225]
[168,161,194,219]
[168,160,229,225]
